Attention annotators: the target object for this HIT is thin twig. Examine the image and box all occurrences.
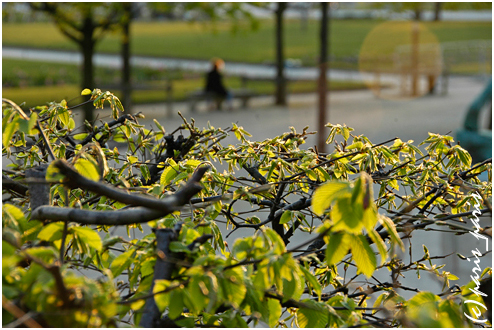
[36,119,56,161]
[2,295,42,328]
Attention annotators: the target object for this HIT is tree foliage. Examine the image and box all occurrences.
[149,2,261,32]
[2,91,492,327]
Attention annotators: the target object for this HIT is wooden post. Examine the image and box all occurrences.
[121,3,132,112]
[241,76,248,89]
[275,3,287,106]
[26,164,51,211]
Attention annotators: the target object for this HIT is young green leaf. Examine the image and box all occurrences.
[368,228,388,265]
[81,88,92,96]
[296,300,328,328]
[378,215,405,251]
[266,298,282,327]
[279,210,293,225]
[46,162,65,182]
[110,249,135,277]
[3,118,19,149]
[299,265,322,298]
[160,161,180,186]
[153,279,171,312]
[38,222,64,242]
[350,234,377,277]
[325,232,351,266]
[312,181,351,216]
[331,197,364,233]
[72,226,103,252]
[168,289,184,320]
[74,158,100,182]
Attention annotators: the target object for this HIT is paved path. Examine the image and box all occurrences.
[107,75,488,150]
[3,46,393,83]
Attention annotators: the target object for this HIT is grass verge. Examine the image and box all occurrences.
[3,19,491,68]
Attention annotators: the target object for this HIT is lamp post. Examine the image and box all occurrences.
[317,2,329,153]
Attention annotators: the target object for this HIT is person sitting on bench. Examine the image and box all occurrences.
[205,58,232,110]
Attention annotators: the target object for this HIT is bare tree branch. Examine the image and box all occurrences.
[31,164,209,225]
[2,175,28,196]
[2,295,42,328]
[29,3,82,43]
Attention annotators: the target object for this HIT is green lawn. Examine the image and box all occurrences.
[3,19,490,108]
[3,19,491,66]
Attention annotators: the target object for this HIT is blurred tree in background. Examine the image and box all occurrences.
[28,3,131,125]
[368,2,492,21]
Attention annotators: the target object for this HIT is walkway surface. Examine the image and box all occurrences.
[3,46,393,83]
[113,75,489,150]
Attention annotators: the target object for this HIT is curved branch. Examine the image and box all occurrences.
[2,175,28,196]
[53,160,207,211]
[31,164,209,225]
[80,113,137,147]
[32,205,167,226]
[243,164,268,184]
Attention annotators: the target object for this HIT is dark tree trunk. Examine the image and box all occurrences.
[433,2,441,21]
[81,14,95,125]
[275,2,287,106]
[300,5,308,31]
[121,3,132,112]
[317,3,329,154]
[140,225,181,328]
[413,8,422,21]
[411,22,419,97]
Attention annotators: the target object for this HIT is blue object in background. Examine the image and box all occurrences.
[456,79,492,164]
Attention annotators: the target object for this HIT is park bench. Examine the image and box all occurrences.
[101,77,258,115]
[187,88,258,112]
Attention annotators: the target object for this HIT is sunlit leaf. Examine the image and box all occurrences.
[81,88,92,96]
[325,232,351,266]
[74,158,100,181]
[46,161,65,182]
[350,234,377,277]
[267,298,281,327]
[331,196,364,233]
[297,299,328,328]
[160,160,180,186]
[38,222,64,242]
[280,210,293,225]
[72,226,103,252]
[378,215,405,251]
[110,249,135,277]
[312,181,351,216]
[368,229,387,265]
[153,279,171,312]
[3,118,18,149]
